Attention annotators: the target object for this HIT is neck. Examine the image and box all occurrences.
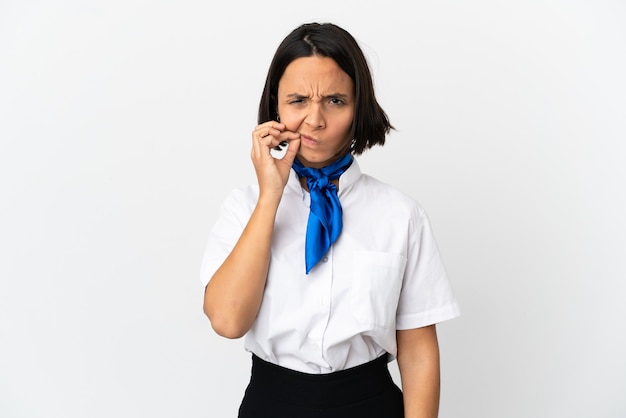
[295,151,352,170]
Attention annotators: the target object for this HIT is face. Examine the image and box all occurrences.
[277,56,355,168]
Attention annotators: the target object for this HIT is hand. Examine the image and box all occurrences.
[251,121,301,199]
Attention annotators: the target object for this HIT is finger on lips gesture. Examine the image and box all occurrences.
[250,122,301,193]
[252,122,300,161]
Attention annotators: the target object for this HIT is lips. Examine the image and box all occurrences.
[300,134,319,146]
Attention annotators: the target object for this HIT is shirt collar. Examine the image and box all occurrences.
[338,157,361,194]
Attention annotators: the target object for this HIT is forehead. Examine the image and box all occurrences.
[278,56,354,95]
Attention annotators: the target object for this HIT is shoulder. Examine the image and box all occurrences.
[218,183,259,219]
[224,183,258,202]
[356,174,426,217]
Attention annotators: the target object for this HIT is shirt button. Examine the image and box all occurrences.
[322,256,329,262]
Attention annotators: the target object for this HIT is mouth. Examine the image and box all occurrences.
[300,134,319,146]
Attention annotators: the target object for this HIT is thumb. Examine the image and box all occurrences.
[281,137,301,167]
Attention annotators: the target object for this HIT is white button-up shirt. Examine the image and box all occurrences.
[201,160,460,373]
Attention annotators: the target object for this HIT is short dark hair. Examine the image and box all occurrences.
[258,22,393,155]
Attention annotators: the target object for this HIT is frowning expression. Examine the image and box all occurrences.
[277,56,355,169]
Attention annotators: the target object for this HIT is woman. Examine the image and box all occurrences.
[201,22,460,418]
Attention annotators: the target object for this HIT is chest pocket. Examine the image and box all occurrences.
[351,251,407,328]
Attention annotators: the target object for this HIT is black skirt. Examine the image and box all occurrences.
[238,354,404,418]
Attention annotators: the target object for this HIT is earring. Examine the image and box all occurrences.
[276,114,280,122]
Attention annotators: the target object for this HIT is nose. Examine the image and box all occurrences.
[304,103,325,129]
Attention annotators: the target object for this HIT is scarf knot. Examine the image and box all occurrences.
[292,154,353,274]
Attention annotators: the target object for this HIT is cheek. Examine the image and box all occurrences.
[335,112,354,136]
[280,111,305,131]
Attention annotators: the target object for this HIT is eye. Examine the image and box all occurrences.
[288,98,307,106]
[329,97,345,105]
[286,95,308,105]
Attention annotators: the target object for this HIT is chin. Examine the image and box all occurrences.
[297,152,335,167]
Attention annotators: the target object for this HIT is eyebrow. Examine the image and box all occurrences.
[285,92,351,100]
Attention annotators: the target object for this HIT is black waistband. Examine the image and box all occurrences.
[248,354,394,407]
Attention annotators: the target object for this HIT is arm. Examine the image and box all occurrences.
[203,122,300,339]
[396,325,441,418]
[203,194,279,339]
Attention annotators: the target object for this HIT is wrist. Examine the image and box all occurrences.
[257,190,283,208]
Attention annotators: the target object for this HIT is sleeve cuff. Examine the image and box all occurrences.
[396,302,461,330]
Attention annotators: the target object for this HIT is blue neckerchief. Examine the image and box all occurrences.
[292,154,354,274]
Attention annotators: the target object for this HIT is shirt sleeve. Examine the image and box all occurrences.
[395,205,460,329]
[199,188,254,288]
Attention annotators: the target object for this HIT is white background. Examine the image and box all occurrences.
[1,1,625,417]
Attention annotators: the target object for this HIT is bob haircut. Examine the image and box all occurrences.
[258,22,393,156]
